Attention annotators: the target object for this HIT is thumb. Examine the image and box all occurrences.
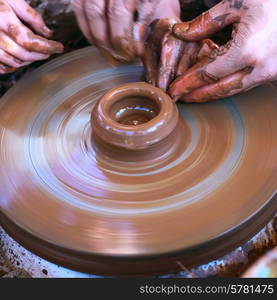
[173,1,240,41]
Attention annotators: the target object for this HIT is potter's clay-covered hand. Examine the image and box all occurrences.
[72,0,180,63]
[143,17,219,92]
[170,0,277,102]
[0,0,64,74]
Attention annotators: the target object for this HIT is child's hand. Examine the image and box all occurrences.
[0,0,64,74]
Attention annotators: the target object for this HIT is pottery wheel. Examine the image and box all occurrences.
[0,47,276,275]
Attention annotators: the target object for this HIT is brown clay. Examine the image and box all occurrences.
[143,18,184,91]
[91,82,179,160]
[173,11,238,42]
[0,47,276,276]
[23,32,64,54]
[181,68,247,103]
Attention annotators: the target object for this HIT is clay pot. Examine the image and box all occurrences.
[91,82,179,161]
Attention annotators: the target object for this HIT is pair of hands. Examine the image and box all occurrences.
[74,0,277,103]
[2,0,177,74]
[2,0,277,103]
[0,0,180,74]
[0,0,63,74]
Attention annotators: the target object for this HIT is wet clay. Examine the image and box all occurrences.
[0,47,276,276]
[92,82,179,158]
[173,11,239,42]
[91,82,180,162]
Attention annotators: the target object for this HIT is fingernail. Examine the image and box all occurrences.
[42,26,53,37]
[53,42,64,53]
[45,42,64,54]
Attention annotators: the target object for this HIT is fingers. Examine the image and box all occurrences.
[180,68,253,103]
[108,0,136,61]
[173,1,240,41]
[169,56,219,101]
[143,19,176,86]
[133,22,147,57]
[83,0,108,46]
[0,31,49,61]
[0,63,16,74]
[5,24,63,55]
[169,39,249,101]
[176,39,218,78]
[83,0,120,65]
[135,0,180,56]
[205,45,248,80]
[197,39,219,60]
[72,0,94,43]
[157,32,185,91]
[0,2,63,55]
[143,24,160,86]
[144,20,220,93]
[0,0,64,73]
[74,0,135,63]
[0,48,29,68]
[6,0,52,38]
[142,19,180,86]
[176,42,201,77]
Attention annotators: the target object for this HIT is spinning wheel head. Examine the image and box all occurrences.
[0,47,276,276]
